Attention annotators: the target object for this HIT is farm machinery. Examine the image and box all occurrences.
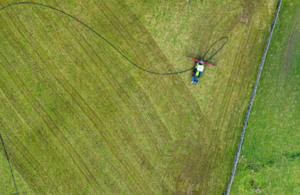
[184,56,216,84]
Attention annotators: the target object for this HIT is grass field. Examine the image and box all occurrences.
[0,0,277,194]
[231,1,300,194]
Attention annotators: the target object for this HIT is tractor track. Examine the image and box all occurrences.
[186,0,273,192]
[173,47,227,195]
[0,2,227,194]
[1,7,145,195]
[49,0,175,181]
[95,0,216,150]
[0,0,276,194]
[92,0,211,170]
[0,7,126,194]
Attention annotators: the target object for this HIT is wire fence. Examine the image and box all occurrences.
[225,0,283,194]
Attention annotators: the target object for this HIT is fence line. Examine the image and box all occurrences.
[225,0,282,194]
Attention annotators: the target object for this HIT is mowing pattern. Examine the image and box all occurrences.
[0,0,278,194]
[125,1,278,193]
[0,1,210,194]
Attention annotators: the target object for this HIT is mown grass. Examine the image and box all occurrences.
[231,1,300,194]
[0,150,35,195]
[0,0,277,194]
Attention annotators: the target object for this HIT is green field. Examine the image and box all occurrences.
[0,0,278,194]
[231,1,300,194]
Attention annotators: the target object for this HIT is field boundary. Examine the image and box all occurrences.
[225,0,282,194]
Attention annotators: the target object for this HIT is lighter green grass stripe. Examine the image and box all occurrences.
[225,0,283,194]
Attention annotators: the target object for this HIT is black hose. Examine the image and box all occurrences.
[203,37,228,62]
[0,3,229,194]
[0,2,228,75]
[0,135,18,195]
